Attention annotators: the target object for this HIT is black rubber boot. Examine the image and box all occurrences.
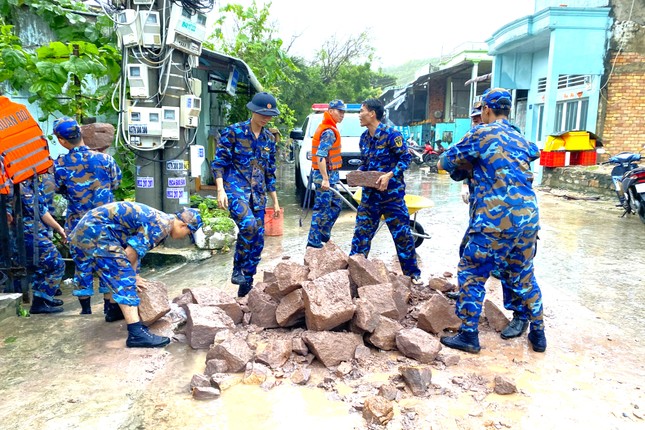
[105,302,125,322]
[440,330,481,354]
[44,298,64,307]
[237,282,253,298]
[54,288,62,296]
[231,268,245,285]
[501,314,529,339]
[79,298,92,315]
[528,330,547,352]
[103,299,110,314]
[126,322,170,348]
[30,296,64,314]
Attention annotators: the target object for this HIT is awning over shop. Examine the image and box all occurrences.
[465,73,492,85]
[197,48,262,94]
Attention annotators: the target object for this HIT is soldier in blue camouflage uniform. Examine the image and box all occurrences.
[15,178,67,314]
[306,99,347,248]
[212,92,281,298]
[53,117,122,315]
[438,88,546,354]
[69,202,203,348]
[39,168,64,296]
[350,99,422,285]
[53,117,122,234]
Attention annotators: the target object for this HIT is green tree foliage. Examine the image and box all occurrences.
[280,32,397,125]
[207,0,298,133]
[0,0,120,120]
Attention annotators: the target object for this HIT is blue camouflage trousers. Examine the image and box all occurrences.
[25,233,65,301]
[350,196,420,278]
[456,230,544,332]
[229,196,265,283]
[70,245,139,306]
[307,182,342,248]
[459,230,530,318]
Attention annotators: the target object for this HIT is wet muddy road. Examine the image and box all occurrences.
[1,164,644,429]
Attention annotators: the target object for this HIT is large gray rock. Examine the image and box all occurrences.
[302,331,364,368]
[395,328,442,364]
[399,365,432,396]
[183,287,243,324]
[302,270,355,331]
[357,283,400,320]
[368,316,403,351]
[484,299,511,332]
[417,293,462,334]
[363,396,394,426]
[255,339,292,369]
[304,241,349,280]
[206,336,254,373]
[184,304,235,349]
[264,261,309,299]
[346,170,383,189]
[81,122,114,152]
[427,277,456,292]
[348,255,389,287]
[352,298,380,333]
[138,279,170,326]
[247,287,280,328]
[275,289,305,327]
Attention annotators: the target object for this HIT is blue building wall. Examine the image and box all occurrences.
[488,7,612,150]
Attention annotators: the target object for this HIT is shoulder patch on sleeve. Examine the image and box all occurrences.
[394,136,403,147]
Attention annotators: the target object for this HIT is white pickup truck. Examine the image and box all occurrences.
[289,103,365,206]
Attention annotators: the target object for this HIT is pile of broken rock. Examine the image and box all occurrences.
[142,241,515,426]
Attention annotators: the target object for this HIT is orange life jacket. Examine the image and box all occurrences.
[312,111,342,171]
[0,96,52,194]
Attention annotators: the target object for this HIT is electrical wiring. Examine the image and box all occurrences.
[171,0,214,14]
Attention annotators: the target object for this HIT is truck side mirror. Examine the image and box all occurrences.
[290,129,304,140]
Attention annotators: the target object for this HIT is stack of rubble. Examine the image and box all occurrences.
[142,241,515,426]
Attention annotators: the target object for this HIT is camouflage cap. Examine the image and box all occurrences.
[53,116,82,140]
[481,88,512,110]
[329,100,347,111]
[175,207,204,235]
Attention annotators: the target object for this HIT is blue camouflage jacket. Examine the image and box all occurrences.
[70,202,172,259]
[358,122,411,200]
[440,118,540,233]
[211,119,277,211]
[54,146,122,233]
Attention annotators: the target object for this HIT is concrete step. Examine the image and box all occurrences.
[0,293,23,322]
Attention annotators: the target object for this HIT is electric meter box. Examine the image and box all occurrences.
[161,107,180,141]
[126,63,150,99]
[128,107,162,136]
[129,135,161,149]
[169,4,208,42]
[139,11,161,48]
[116,10,140,48]
[166,4,208,55]
[190,77,202,97]
[180,95,201,128]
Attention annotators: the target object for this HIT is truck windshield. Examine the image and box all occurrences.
[306,113,365,138]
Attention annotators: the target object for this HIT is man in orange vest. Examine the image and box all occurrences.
[306,100,346,248]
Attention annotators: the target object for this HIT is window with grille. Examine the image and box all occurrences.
[555,99,589,132]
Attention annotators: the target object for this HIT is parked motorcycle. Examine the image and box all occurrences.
[605,151,645,223]
[408,144,426,165]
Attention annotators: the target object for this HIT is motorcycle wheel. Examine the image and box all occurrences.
[639,205,645,224]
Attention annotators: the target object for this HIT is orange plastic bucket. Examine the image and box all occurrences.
[264,207,283,236]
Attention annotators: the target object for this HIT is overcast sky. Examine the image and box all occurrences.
[220,0,536,67]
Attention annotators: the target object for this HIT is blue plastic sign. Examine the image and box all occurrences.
[136,176,154,188]
[168,177,187,187]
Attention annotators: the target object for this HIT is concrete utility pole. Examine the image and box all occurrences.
[114,0,211,246]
